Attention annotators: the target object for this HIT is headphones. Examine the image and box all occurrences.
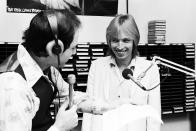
[46,11,62,108]
[46,11,62,55]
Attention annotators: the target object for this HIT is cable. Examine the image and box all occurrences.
[145,66,169,91]
[54,68,61,109]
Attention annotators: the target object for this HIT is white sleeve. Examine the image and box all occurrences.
[0,72,40,131]
[147,63,162,131]
[81,61,97,131]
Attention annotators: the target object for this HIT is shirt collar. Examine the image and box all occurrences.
[17,45,44,88]
[109,56,117,67]
[109,56,137,69]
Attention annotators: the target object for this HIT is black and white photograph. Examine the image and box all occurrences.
[7,0,118,16]
[0,0,196,131]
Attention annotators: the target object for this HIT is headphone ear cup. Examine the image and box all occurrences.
[52,43,62,55]
[51,39,64,55]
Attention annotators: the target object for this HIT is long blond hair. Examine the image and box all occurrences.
[106,14,140,59]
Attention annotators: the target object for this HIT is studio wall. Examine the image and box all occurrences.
[130,0,196,44]
[0,0,196,131]
[0,0,114,43]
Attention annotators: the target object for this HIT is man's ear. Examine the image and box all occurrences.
[46,40,64,56]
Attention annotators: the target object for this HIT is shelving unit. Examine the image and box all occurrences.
[0,42,195,115]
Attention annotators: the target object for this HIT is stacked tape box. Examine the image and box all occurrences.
[148,20,166,44]
[0,42,195,116]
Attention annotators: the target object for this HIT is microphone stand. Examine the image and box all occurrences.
[152,56,196,77]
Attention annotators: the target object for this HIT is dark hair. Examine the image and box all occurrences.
[22,9,81,57]
[106,14,140,59]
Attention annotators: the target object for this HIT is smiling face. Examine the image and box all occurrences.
[110,30,134,63]
[106,15,140,66]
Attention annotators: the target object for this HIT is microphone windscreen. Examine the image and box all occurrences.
[67,74,76,84]
[122,68,133,80]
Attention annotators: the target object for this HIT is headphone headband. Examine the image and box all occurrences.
[47,12,58,40]
[46,11,62,55]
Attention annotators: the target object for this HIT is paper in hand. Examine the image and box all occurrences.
[102,104,163,131]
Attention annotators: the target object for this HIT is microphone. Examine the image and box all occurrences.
[122,68,147,91]
[67,74,76,108]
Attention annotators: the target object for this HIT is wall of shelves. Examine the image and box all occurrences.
[1,42,195,116]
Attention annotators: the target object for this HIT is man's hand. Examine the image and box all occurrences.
[54,102,78,131]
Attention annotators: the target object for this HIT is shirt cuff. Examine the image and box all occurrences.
[47,125,60,131]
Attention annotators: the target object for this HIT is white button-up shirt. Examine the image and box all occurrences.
[0,45,70,131]
[82,56,161,131]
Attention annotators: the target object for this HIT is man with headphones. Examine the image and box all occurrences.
[0,9,81,131]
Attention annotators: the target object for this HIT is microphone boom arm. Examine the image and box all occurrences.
[152,56,196,77]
